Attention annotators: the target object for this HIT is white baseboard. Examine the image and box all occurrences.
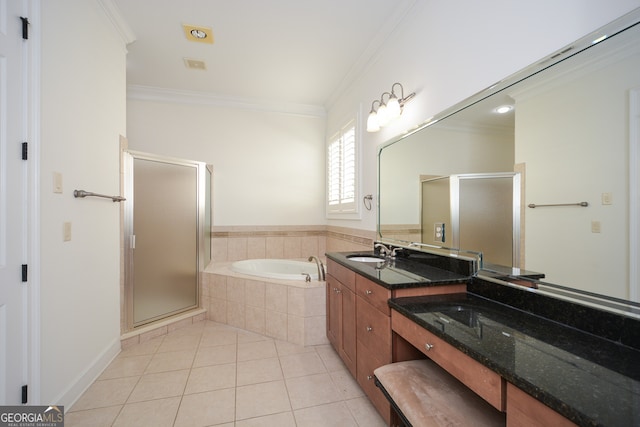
[54,337,121,411]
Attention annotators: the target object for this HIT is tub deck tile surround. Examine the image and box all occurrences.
[204,261,328,346]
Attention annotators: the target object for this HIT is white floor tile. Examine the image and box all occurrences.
[70,321,385,426]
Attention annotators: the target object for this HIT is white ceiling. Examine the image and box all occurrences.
[113,0,417,110]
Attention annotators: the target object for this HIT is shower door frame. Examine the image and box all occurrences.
[123,151,209,331]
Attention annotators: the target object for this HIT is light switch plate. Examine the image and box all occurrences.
[591,220,601,233]
[53,172,63,193]
[63,222,72,241]
[601,192,612,205]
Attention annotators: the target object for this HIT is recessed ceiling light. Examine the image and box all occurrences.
[494,105,514,114]
[592,34,607,44]
[183,24,214,44]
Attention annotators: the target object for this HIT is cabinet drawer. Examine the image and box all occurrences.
[392,309,505,411]
[357,340,391,425]
[356,275,391,315]
[357,297,391,357]
[327,259,356,292]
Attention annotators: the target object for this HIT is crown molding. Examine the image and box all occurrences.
[324,0,418,110]
[96,0,136,45]
[127,85,327,118]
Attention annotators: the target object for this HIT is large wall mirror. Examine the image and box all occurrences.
[378,9,640,308]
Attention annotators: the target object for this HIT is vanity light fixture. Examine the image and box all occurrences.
[366,82,415,132]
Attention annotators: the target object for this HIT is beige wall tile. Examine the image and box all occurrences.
[265,283,287,313]
[211,274,227,300]
[227,301,245,329]
[304,287,326,317]
[301,236,320,258]
[228,238,248,261]
[304,315,329,346]
[227,277,246,304]
[287,287,305,317]
[140,326,167,344]
[209,298,227,323]
[247,237,266,259]
[265,236,284,259]
[245,306,266,335]
[287,315,304,346]
[212,237,228,262]
[265,311,287,341]
[283,237,301,258]
[245,280,266,308]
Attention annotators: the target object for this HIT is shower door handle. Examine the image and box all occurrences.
[130,235,136,249]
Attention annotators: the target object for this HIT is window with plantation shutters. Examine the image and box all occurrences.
[327,120,359,217]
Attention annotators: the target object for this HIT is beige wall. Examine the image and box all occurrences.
[40,0,127,405]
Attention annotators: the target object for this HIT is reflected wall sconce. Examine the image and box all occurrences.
[366,83,415,132]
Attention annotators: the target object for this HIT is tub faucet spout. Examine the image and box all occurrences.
[308,256,326,281]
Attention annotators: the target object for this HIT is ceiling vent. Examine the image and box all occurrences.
[184,58,206,70]
[182,24,214,44]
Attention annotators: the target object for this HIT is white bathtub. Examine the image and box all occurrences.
[231,258,320,281]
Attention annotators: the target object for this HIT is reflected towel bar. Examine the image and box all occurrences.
[74,189,126,202]
[528,201,588,208]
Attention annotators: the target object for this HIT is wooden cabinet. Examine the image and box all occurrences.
[326,259,467,425]
[326,261,356,377]
[506,383,577,427]
[354,276,393,424]
[392,309,505,411]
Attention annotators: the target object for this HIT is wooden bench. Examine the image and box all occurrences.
[374,359,505,427]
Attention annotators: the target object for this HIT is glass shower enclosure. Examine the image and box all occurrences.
[124,151,211,329]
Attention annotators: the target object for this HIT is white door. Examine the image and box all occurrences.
[0,0,28,405]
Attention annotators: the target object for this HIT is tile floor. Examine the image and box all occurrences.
[66,321,386,426]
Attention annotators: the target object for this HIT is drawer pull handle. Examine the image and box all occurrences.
[367,375,373,381]
[366,326,373,332]
[425,343,434,351]
[365,290,373,295]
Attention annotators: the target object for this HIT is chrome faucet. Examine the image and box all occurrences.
[308,256,325,281]
[375,243,403,259]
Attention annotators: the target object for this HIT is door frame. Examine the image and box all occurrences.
[122,150,208,331]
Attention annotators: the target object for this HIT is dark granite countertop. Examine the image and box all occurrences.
[326,251,470,289]
[389,293,640,427]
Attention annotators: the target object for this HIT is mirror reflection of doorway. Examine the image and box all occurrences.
[421,173,520,267]
[125,152,208,328]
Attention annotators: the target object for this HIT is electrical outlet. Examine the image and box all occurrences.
[434,223,445,242]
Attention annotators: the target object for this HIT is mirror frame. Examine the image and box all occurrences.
[376,9,640,318]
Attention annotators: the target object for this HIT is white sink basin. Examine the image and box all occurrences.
[347,255,385,263]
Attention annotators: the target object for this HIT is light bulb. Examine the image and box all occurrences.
[386,95,401,120]
[367,111,380,132]
[377,104,390,126]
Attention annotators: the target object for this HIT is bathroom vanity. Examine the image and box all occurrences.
[326,250,471,424]
[326,250,640,426]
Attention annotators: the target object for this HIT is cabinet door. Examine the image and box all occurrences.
[340,283,357,377]
[326,275,341,348]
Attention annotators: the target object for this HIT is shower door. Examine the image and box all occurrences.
[125,152,208,328]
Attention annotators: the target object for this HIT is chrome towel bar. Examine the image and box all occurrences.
[528,202,588,208]
[73,189,126,202]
